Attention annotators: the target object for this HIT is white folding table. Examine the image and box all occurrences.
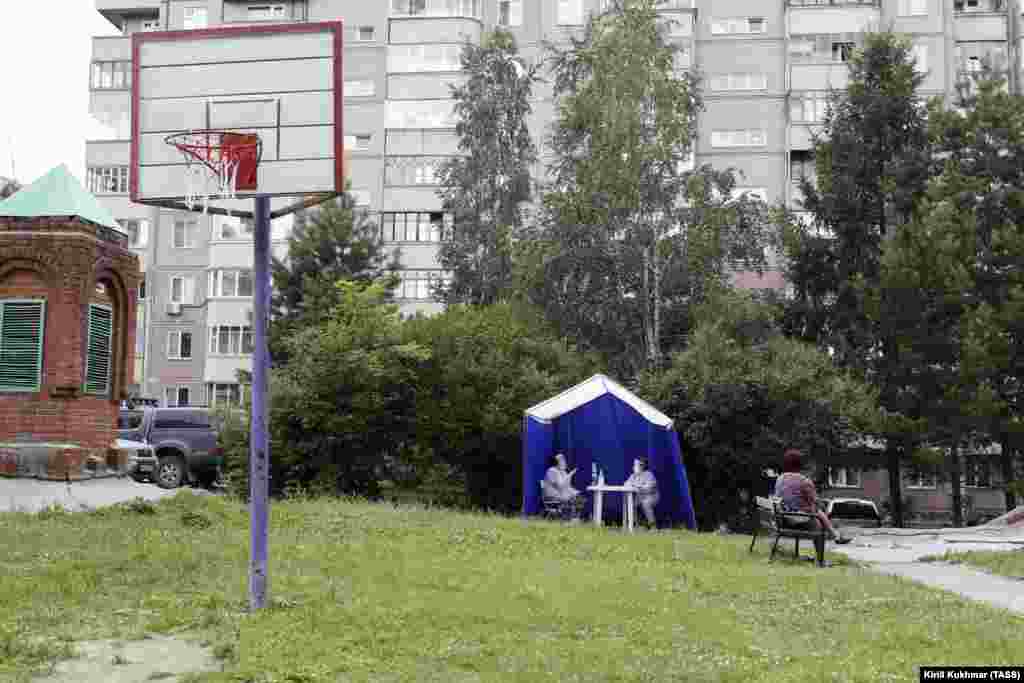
[587,484,638,532]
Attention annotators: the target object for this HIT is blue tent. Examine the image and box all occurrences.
[522,374,697,529]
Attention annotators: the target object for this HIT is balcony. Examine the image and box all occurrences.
[954,0,1005,12]
[95,0,161,29]
[954,12,1008,42]
[789,5,879,34]
[390,0,482,19]
[789,0,878,5]
[92,35,130,62]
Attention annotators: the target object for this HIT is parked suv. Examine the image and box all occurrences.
[118,407,223,489]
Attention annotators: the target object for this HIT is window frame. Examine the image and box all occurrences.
[0,299,47,393]
[343,80,376,98]
[963,458,992,488]
[86,166,130,195]
[208,325,256,356]
[246,3,287,21]
[169,275,194,305]
[209,269,254,299]
[498,0,522,26]
[710,129,767,148]
[906,469,938,489]
[90,61,133,90]
[167,330,193,360]
[83,303,114,396]
[117,218,150,248]
[355,25,375,41]
[379,212,447,243]
[163,386,191,407]
[183,6,208,30]
[827,466,862,489]
[172,220,198,249]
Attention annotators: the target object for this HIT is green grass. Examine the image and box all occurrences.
[1,493,1022,683]
[919,548,1024,580]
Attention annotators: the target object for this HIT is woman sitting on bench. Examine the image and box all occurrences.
[774,449,851,545]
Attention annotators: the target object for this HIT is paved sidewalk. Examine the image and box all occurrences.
[833,528,1024,615]
[0,477,212,513]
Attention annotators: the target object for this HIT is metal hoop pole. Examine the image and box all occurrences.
[249,194,271,612]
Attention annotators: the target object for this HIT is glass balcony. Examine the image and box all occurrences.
[391,0,482,19]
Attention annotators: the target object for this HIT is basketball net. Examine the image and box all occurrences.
[169,130,259,214]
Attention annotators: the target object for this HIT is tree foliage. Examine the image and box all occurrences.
[270,192,398,363]
[436,29,539,305]
[526,0,772,376]
[639,289,880,530]
[0,177,19,200]
[781,31,931,525]
[401,302,601,511]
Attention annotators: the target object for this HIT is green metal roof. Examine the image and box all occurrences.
[0,164,124,232]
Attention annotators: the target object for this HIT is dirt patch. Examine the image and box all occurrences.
[34,634,221,683]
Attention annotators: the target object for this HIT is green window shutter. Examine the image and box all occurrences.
[0,300,46,392]
[84,304,114,395]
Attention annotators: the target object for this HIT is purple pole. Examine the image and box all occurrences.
[249,195,271,611]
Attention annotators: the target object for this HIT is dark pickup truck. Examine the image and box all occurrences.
[118,407,223,489]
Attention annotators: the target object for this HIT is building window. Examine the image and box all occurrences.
[384,157,448,186]
[964,459,992,488]
[173,220,198,248]
[390,0,482,17]
[91,61,132,90]
[386,100,457,128]
[557,0,584,25]
[117,219,150,248]
[790,150,815,187]
[167,330,193,360]
[710,129,766,148]
[710,17,766,35]
[216,216,254,240]
[247,4,286,20]
[790,34,860,63]
[183,6,208,29]
[672,50,691,76]
[350,189,372,206]
[355,26,375,41]
[344,134,372,151]
[209,326,255,356]
[164,386,190,407]
[791,92,829,123]
[380,212,447,242]
[387,44,463,73]
[141,19,161,31]
[827,467,862,488]
[83,304,113,396]
[832,42,856,62]
[208,382,245,408]
[906,468,937,489]
[86,166,129,194]
[954,0,1004,12]
[344,80,376,97]
[710,73,768,91]
[0,300,46,392]
[911,44,928,74]
[956,43,1008,74]
[395,270,451,300]
[169,275,195,304]
[498,0,522,26]
[898,0,928,15]
[209,269,254,298]
[660,14,693,37]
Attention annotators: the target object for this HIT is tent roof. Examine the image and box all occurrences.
[524,374,673,428]
[0,164,123,232]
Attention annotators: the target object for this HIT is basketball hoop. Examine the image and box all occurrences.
[165,130,262,213]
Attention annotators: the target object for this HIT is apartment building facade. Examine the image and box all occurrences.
[89,0,1023,412]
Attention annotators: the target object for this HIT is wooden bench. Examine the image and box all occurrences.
[749,496,827,567]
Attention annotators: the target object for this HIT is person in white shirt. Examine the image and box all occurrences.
[625,457,659,528]
[542,453,584,520]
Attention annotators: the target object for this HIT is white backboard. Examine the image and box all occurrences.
[131,21,344,218]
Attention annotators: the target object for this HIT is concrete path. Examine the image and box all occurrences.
[0,477,213,513]
[833,526,1024,615]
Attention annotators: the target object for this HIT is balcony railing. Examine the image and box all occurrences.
[390,0,482,19]
[789,0,879,6]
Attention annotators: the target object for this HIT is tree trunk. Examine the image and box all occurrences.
[642,244,657,369]
[1000,434,1017,511]
[950,435,963,528]
[888,444,904,527]
[651,239,663,369]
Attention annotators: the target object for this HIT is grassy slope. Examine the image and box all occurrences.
[1,493,1021,683]
[920,548,1024,581]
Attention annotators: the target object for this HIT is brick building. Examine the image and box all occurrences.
[0,164,141,479]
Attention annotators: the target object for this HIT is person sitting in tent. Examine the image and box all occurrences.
[774,449,851,544]
[542,453,585,520]
[625,457,660,529]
